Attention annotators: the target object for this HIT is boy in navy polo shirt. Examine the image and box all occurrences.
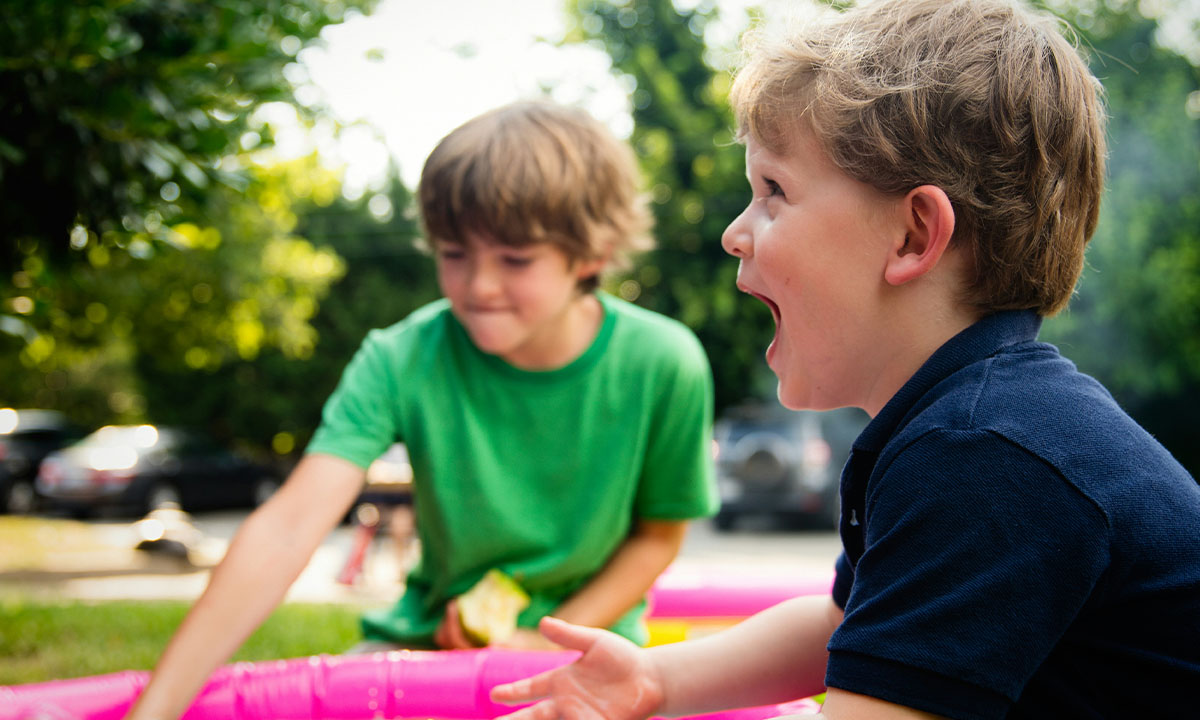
[492,1,1200,718]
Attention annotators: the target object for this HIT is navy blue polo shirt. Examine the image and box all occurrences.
[826,310,1200,719]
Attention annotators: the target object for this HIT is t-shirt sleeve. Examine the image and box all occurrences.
[306,329,402,469]
[633,329,719,520]
[825,429,1110,719]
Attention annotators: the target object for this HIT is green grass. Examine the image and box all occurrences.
[0,594,365,685]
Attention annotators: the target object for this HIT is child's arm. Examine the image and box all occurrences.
[493,594,839,718]
[124,453,365,720]
[494,603,949,720]
[553,518,688,631]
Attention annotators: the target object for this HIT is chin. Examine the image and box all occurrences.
[775,382,803,411]
[468,335,513,357]
[775,377,823,412]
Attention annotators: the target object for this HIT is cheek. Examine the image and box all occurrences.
[522,266,571,300]
[435,264,462,297]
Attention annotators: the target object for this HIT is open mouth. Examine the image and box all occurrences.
[464,303,512,315]
[747,290,781,326]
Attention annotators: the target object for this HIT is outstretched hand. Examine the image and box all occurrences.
[490,616,665,720]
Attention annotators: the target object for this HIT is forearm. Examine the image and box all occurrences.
[127,514,309,717]
[650,595,841,716]
[552,519,687,629]
[126,454,363,720]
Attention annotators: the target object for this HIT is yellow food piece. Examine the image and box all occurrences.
[458,569,531,645]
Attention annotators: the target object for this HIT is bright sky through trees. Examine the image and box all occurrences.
[273,0,775,194]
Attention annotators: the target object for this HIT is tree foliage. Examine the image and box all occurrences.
[573,0,778,413]
[234,174,435,457]
[0,0,378,438]
[132,171,433,456]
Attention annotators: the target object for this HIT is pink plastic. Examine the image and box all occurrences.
[647,566,834,618]
[0,649,819,720]
[0,567,832,720]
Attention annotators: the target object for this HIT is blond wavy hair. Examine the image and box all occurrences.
[418,100,653,292]
[730,0,1107,316]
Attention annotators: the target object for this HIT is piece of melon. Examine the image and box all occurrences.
[458,569,531,645]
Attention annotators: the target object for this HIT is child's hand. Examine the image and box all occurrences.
[490,616,664,720]
[434,598,479,649]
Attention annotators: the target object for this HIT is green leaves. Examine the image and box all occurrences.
[0,0,378,437]
[574,0,773,412]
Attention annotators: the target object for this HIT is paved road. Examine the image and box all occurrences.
[190,509,841,601]
[2,509,841,606]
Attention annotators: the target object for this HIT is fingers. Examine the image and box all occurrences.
[435,599,475,649]
[433,603,452,649]
[491,668,555,704]
[537,615,610,652]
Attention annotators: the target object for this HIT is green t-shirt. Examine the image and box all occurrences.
[307,292,718,646]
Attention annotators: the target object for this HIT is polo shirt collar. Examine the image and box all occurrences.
[853,310,1043,453]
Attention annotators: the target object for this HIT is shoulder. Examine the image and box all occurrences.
[600,293,710,373]
[884,339,1192,507]
[357,299,456,361]
[340,299,459,390]
[364,298,454,347]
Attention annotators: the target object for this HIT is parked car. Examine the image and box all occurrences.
[0,408,86,514]
[712,402,868,531]
[36,424,282,516]
[360,443,414,508]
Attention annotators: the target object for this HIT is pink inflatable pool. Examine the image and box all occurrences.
[0,648,821,720]
[1,565,833,720]
[647,565,834,619]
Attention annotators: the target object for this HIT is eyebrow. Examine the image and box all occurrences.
[747,147,790,177]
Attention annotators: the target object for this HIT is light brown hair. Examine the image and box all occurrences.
[730,0,1107,316]
[418,100,654,292]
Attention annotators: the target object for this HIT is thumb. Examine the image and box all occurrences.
[536,616,608,652]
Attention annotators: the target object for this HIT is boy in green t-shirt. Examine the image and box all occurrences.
[125,100,718,720]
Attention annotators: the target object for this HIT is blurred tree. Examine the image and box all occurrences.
[572,0,777,414]
[207,170,435,458]
[0,0,378,439]
[1039,0,1200,474]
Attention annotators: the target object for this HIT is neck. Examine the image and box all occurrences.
[860,254,981,417]
[863,307,978,417]
[502,293,604,371]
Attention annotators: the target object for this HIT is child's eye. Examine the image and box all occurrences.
[763,177,785,199]
[438,246,466,261]
[501,254,534,268]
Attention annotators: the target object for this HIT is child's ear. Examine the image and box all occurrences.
[573,254,608,281]
[883,185,956,286]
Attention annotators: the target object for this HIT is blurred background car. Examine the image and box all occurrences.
[36,424,283,517]
[359,442,414,511]
[712,402,868,531]
[0,408,87,514]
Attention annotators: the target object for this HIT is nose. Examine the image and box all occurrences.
[466,257,502,301]
[721,208,753,258]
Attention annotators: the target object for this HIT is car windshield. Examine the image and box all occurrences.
[79,425,169,450]
[0,408,67,435]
